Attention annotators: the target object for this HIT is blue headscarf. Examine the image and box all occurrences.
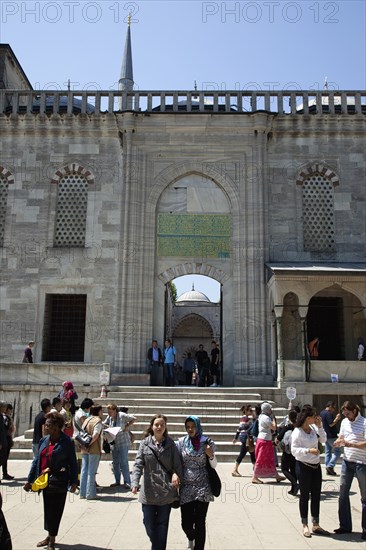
[185,415,204,452]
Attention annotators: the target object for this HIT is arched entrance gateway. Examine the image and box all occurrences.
[151,166,237,386]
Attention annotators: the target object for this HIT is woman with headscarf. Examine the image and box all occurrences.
[252,402,285,484]
[58,381,78,415]
[176,416,218,550]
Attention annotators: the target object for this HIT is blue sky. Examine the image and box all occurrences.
[2,0,365,91]
[1,0,365,301]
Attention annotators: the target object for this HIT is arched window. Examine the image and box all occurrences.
[302,174,335,251]
[54,174,88,247]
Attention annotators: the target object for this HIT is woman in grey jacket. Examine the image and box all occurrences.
[131,414,182,550]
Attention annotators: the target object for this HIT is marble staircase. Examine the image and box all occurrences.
[10,386,288,463]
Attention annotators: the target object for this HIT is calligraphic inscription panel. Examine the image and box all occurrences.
[157,214,231,258]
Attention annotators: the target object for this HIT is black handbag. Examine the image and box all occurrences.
[206,456,221,497]
[103,439,111,454]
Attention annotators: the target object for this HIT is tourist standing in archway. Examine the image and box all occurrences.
[148,340,163,386]
[163,339,176,387]
[210,341,220,387]
[196,345,210,387]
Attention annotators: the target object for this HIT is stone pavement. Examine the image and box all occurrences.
[1,460,364,550]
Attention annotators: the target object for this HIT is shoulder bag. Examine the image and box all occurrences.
[149,445,180,508]
[205,439,221,497]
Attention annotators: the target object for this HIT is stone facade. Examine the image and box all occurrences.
[0,44,365,387]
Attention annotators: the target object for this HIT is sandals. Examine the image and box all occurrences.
[36,537,50,548]
[232,472,242,477]
[312,526,330,536]
[251,478,263,484]
[303,529,311,538]
[276,476,286,482]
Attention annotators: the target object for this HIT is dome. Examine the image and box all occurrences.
[176,284,211,303]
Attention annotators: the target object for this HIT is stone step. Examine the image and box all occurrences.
[12,387,286,463]
[8,447,258,463]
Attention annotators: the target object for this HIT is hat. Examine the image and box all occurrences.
[261,402,272,414]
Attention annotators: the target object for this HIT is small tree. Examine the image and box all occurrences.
[168,281,177,302]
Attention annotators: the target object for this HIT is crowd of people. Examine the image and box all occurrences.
[0,383,365,549]
[147,340,222,387]
[231,399,366,541]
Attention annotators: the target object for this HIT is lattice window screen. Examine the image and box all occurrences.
[302,175,335,251]
[0,175,9,246]
[54,175,88,247]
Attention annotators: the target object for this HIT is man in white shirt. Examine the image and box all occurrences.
[333,401,366,540]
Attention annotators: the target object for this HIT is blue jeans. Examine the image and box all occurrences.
[164,363,174,386]
[338,459,366,534]
[80,453,100,499]
[142,503,172,550]
[112,445,131,485]
[325,437,342,468]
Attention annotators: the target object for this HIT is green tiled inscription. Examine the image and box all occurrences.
[157,214,231,258]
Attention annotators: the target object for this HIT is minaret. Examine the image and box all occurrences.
[119,14,134,109]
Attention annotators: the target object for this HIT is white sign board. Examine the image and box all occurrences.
[331,373,339,383]
[286,387,297,401]
[99,370,110,385]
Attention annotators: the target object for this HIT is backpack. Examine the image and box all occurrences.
[279,429,292,454]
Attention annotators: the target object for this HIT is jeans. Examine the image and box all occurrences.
[296,461,322,525]
[142,503,172,550]
[32,443,39,458]
[181,501,210,550]
[164,363,174,386]
[112,445,131,485]
[338,459,366,534]
[324,437,342,468]
[80,453,100,499]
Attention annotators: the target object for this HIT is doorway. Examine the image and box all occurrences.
[42,294,87,361]
[307,297,344,360]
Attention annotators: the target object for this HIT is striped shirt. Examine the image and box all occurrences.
[339,414,366,465]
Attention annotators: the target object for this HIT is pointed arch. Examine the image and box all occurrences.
[147,160,239,214]
[158,262,229,285]
[296,162,340,187]
[0,166,15,185]
[51,164,95,185]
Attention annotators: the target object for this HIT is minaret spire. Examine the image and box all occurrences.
[119,14,134,108]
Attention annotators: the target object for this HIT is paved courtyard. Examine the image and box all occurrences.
[1,460,364,550]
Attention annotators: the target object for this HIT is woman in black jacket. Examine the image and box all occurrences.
[24,412,78,550]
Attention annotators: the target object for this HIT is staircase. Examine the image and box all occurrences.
[10,386,287,463]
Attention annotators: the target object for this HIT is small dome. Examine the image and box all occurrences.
[176,284,211,303]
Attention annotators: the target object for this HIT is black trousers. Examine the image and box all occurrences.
[281,453,297,491]
[181,501,210,550]
[295,461,322,525]
[43,489,67,536]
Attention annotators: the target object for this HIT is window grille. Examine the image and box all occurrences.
[54,174,88,247]
[302,175,335,251]
[0,175,9,246]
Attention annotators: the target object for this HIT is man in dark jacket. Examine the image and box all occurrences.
[147,340,163,386]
